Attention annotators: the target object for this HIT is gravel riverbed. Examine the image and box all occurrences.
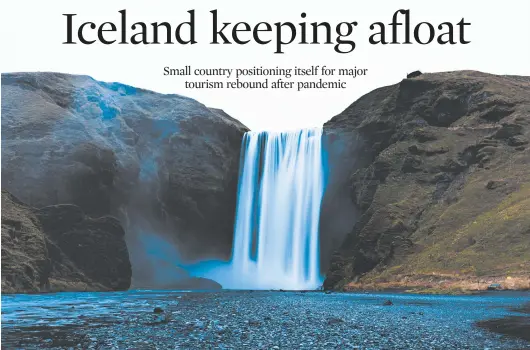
[2,290,529,349]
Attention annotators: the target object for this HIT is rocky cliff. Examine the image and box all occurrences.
[1,72,248,288]
[323,71,530,292]
[2,190,131,293]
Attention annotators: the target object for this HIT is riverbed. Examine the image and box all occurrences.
[2,290,529,349]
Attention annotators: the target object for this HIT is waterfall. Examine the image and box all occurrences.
[227,128,325,290]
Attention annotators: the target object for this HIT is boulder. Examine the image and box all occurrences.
[407,71,422,79]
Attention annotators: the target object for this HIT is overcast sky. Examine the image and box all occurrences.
[2,0,529,130]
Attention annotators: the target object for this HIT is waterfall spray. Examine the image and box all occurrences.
[227,128,325,289]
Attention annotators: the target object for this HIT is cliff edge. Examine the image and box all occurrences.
[323,71,530,292]
[1,72,248,288]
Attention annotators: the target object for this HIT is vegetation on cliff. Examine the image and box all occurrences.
[323,71,530,292]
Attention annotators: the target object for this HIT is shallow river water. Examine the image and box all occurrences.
[2,290,529,349]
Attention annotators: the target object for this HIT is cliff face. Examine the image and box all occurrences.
[1,72,248,288]
[323,71,530,291]
[2,190,131,293]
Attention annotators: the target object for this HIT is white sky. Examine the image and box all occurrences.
[1,0,529,131]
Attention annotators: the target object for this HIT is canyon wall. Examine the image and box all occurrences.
[323,71,530,291]
[1,72,248,289]
[4,70,528,292]
[2,190,131,293]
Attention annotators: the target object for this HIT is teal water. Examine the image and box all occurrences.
[2,290,529,349]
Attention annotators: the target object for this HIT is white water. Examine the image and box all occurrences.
[218,128,325,289]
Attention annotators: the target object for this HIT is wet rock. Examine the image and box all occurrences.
[248,319,261,327]
[152,313,171,324]
[476,316,530,341]
[153,307,164,314]
[327,317,344,325]
[3,291,530,349]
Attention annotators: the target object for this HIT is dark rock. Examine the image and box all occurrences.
[407,71,422,79]
[479,104,516,122]
[413,128,438,142]
[402,155,422,173]
[327,317,344,325]
[487,283,502,291]
[508,136,528,146]
[494,123,523,139]
[477,316,530,341]
[323,71,530,290]
[429,172,453,184]
[409,144,448,156]
[1,190,131,293]
[153,307,164,314]
[408,144,422,155]
[1,191,51,293]
[248,320,261,327]
[150,312,171,324]
[383,300,393,306]
[439,159,467,173]
[485,180,507,190]
[34,205,131,291]
[1,72,248,288]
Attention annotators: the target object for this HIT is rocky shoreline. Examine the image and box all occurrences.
[2,290,529,349]
[340,274,530,294]
[476,303,530,341]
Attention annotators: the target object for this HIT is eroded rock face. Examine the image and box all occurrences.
[1,190,131,293]
[1,72,248,288]
[323,71,530,290]
[1,191,50,293]
[35,205,131,291]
